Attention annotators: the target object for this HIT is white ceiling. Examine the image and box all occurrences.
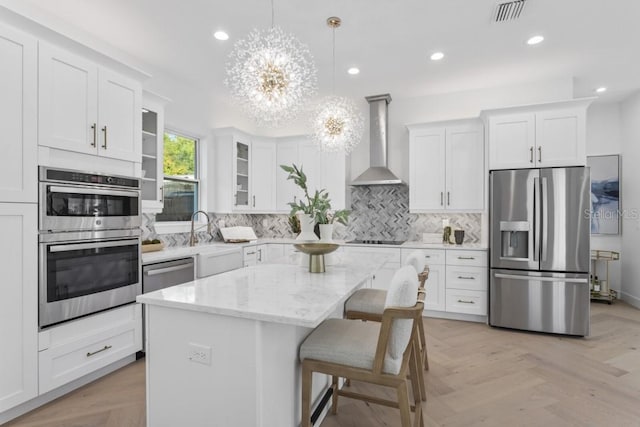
[16,0,640,107]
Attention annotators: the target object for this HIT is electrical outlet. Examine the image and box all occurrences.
[188,343,212,365]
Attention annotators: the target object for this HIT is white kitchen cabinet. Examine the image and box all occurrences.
[266,243,285,262]
[141,91,170,212]
[341,246,401,290]
[0,24,37,203]
[38,304,141,394]
[39,42,141,162]
[0,203,38,412]
[401,248,446,311]
[408,120,484,212]
[251,139,277,211]
[276,137,346,212]
[243,244,267,267]
[444,249,488,316]
[485,99,591,170]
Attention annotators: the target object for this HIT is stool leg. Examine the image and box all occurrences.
[331,375,339,415]
[301,363,313,427]
[408,341,423,403]
[397,382,412,427]
[418,319,429,371]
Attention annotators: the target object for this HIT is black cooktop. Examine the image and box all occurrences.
[346,239,405,245]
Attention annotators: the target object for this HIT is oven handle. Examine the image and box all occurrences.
[48,185,139,198]
[49,239,140,253]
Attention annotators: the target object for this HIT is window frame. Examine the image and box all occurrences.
[153,129,203,234]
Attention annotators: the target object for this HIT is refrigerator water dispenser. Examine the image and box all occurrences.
[500,221,529,259]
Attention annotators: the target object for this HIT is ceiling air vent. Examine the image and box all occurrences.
[494,0,527,22]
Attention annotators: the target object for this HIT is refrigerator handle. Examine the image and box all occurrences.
[494,273,588,283]
[541,176,549,262]
[533,177,540,262]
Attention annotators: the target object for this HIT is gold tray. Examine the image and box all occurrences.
[141,243,164,253]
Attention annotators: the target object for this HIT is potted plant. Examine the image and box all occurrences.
[281,164,330,241]
[316,208,350,242]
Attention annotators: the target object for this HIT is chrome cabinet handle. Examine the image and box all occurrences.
[87,345,112,357]
[159,186,164,203]
[440,192,443,206]
[447,192,450,206]
[101,125,108,149]
[538,146,542,162]
[91,123,97,147]
[246,251,256,255]
[457,299,475,304]
[457,276,475,280]
[457,256,475,260]
[252,195,255,207]
[424,255,431,258]
[529,146,534,163]
[257,248,262,262]
[146,264,192,276]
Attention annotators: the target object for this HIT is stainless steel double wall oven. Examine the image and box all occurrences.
[39,167,142,328]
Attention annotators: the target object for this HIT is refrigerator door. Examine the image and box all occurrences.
[490,169,540,270]
[540,167,590,273]
[489,269,590,336]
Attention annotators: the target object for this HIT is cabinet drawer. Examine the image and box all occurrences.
[39,304,141,394]
[401,248,445,266]
[446,250,487,267]
[446,266,487,291]
[445,289,487,316]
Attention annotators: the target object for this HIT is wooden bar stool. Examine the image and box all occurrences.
[300,266,425,427]
[345,250,430,375]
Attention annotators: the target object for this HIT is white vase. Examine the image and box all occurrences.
[319,224,334,242]
[296,213,319,241]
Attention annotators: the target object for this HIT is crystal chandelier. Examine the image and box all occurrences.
[225,1,317,127]
[311,17,364,153]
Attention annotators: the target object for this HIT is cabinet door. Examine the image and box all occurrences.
[141,96,165,212]
[372,265,399,291]
[243,246,258,267]
[0,203,38,411]
[488,113,535,170]
[535,109,585,167]
[321,151,346,210]
[38,42,98,155]
[0,24,37,203]
[409,128,446,211]
[445,124,484,211]
[255,244,268,264]
[97,69,141,162]
[233,139,251,210]
[423,264,445,311]
[265,244,285,263]
[251,141,276,211]
[276,141,299,211]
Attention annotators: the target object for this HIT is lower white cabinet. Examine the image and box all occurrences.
[445,289,487,315]
[341,247,401,290]
[265,244,285,263]
[0,203,38,412]
[38,304,142,394]
[243,244,267,267]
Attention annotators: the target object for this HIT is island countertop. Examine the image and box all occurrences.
[137,254,388,328]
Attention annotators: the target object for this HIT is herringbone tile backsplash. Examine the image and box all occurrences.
[143,185,482,247]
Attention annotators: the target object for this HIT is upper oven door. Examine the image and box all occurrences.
[40,183,140,231]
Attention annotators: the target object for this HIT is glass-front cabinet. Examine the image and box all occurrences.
[141,91,170,212]
[234,140,251,209]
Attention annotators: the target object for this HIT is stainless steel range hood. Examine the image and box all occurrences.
[351,94,404,186]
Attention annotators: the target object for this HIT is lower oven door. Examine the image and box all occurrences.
[39,235,141,328]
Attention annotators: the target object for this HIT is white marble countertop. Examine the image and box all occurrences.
[137,254,387,328]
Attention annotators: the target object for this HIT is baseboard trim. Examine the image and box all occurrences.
[620,291,640,309]
[423,310,487,323]
[0,355,136,425]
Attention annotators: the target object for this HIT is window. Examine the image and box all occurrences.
[156,131,199,222]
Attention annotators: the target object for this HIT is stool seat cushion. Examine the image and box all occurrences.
[299,318,403,375]
[344,289,387,315]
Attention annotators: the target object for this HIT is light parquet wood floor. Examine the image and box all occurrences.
[6,302,640,427]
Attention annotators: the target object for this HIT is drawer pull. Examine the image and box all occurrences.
[457,276,475,280]
[246,251,256,255]
[457,299,475,304]
[424,255,431,258]
[87,345,112,357]
[457,256,475,260]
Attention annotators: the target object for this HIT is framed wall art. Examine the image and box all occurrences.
[587,154,620,235]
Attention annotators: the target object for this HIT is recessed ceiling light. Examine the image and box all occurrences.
[213,31,229,41]
[347,67,360,75]
[595,87,607,93]
[430,52,445,61]
[527,35,544,45]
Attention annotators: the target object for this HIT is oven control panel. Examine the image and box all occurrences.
[41,167,140,189]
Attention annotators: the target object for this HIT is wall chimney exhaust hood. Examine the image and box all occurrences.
[351,94,404,186]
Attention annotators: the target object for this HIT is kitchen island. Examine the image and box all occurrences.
[137,254,387,427]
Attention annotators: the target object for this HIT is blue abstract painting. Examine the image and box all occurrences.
[588,155,620,234]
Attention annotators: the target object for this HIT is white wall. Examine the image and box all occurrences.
[586,103,622,292]
[621,91,640,308]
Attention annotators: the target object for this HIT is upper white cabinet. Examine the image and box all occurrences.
[0,24,37,203]
[485,99,592,170]
[212,129,276,213]
[408,120,484,212]
[141,92,170,212]
[39,42,141,162]
[276,137,346,212]
[0,203,38,412]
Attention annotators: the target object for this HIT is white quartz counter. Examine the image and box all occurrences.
[137,254,387,328]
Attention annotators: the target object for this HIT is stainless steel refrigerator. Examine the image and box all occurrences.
[489,167,591,336]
